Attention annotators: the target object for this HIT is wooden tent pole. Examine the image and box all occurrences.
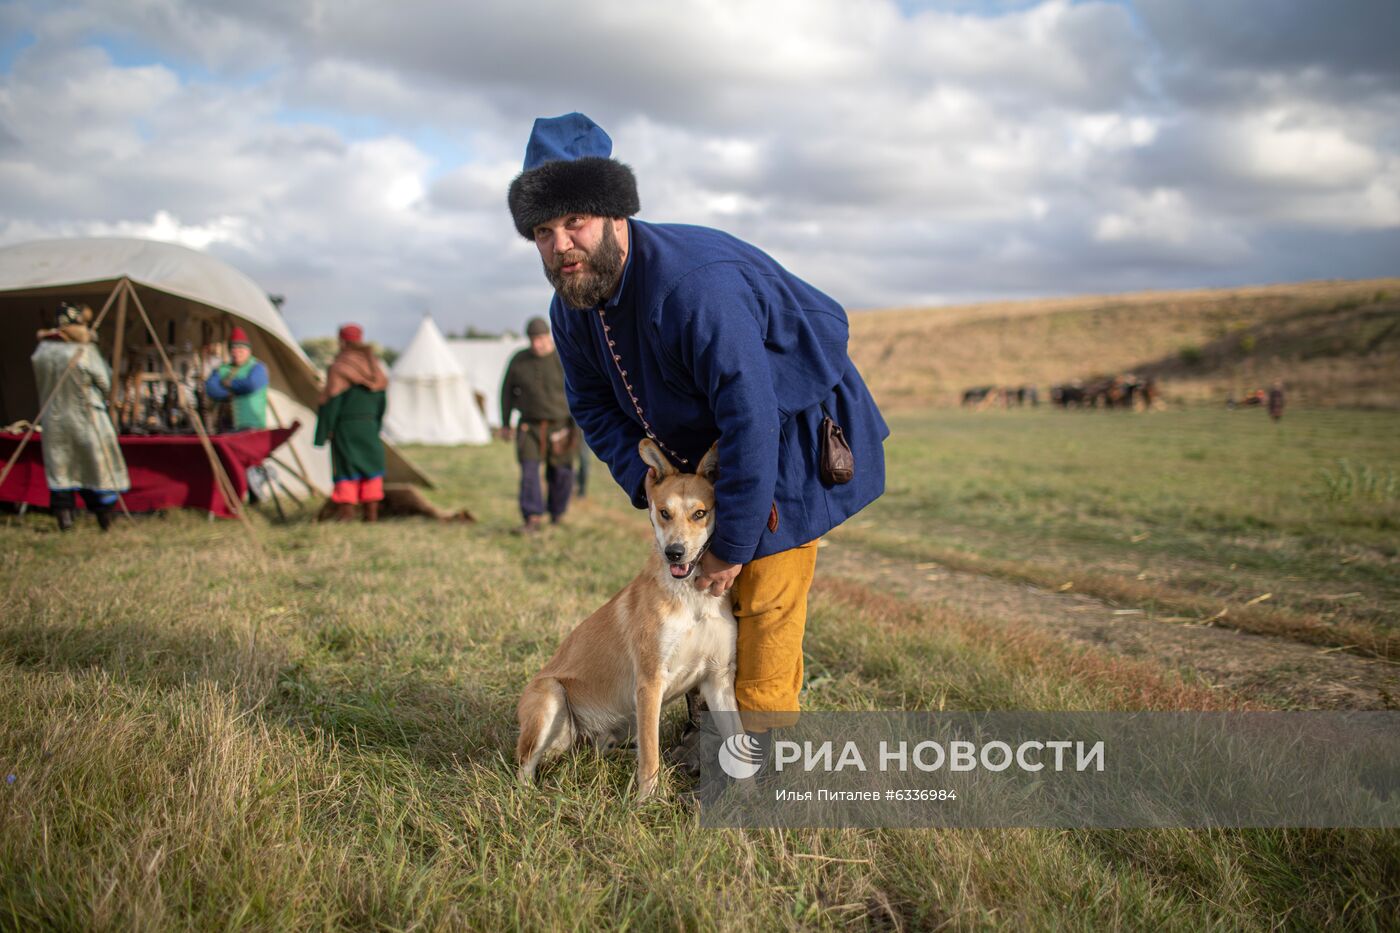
[266,454,316,497]
[106,283,129,425]
[264,394,326,498]
[125,281,260,545]
[127,282,243,515]
[133,283,249,531]
[94,281,133,519]
[259,462,287,521]
[84,401,133,520]
[0,280,124,492]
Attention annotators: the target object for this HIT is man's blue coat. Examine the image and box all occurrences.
[549,219,888,565]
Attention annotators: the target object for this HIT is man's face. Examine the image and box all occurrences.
[529,332,554,356]
[534,214,627,309]
[230,345,251,366]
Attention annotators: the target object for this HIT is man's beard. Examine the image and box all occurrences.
[543,221,624,309]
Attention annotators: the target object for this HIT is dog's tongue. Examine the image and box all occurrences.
[670,562,692,579]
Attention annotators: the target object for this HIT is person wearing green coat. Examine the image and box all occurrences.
[314,324,389,521]
[204,325,268,430]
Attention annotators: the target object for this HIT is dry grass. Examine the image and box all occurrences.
[850,277,1400,410]
[844,406,1400,670]
[2,431,1398,928]
[813,578,1260,712]
[837,540,1400,663]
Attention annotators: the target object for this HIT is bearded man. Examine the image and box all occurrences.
[507,113,888,766]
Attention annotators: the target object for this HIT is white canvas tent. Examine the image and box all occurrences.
[382,315,491,445]
[447,335,528,428]
[0,237,431,495]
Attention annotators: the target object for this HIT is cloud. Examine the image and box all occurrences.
[1137,0,1400,84]
[0,0,1396,348]
[0,209,256,251]
[1092,188,1249,258]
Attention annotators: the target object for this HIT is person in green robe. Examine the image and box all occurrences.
[30,302,130,531]
[314,324,389,521]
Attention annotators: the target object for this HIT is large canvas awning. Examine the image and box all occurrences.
[0,237,430,492]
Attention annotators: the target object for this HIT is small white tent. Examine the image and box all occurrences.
[383,316,491,445]
[448,336,528,428]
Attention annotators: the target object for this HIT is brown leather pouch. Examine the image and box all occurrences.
[819,406,854,485]
[548,424,577,457]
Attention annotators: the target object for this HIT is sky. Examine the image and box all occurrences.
[1,0,1397,348]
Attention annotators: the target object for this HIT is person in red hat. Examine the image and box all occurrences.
[314,324,389,521]
[204,325,269,430]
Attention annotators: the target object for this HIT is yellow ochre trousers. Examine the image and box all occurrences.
[730,540,819,731]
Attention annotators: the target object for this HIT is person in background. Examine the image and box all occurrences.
[31,302,130,531]
[576,440,591,499]
[204,326,268,431]
[314,324,389,521]
[498,316,576,533]
[1267,381,1286,422]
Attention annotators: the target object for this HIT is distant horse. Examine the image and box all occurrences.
[1052,383,1086,408]
[962,385,996,406]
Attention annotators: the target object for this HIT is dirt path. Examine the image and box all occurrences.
[819,542,1400,710]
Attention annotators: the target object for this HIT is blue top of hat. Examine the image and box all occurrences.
[522,112,613,172]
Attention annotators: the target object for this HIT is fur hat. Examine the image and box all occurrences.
[507,113,639,240]
[56,301,92,328]
[41,302,94,343]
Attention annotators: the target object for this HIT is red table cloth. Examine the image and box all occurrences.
[0,425,297,518]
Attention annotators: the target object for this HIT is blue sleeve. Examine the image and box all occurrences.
[205,368,230,400]
[664,263,780,565]
[227,361,268,395]
[551,304,650,509]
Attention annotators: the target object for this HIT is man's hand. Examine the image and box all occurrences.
[495,426,513,442]
[694,551,742,598]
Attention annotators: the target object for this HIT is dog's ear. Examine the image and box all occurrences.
[696,442,720,483]
[638,438,674,485]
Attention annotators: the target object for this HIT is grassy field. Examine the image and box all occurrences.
[2,409,1399,930]
[838,406,1400,661]
[850,278,1400,410]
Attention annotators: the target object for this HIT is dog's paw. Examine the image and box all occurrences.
[633,776,663,805]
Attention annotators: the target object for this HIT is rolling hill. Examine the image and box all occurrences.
[848,278,1400,410]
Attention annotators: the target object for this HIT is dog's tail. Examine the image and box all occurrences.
[516,676,573,785]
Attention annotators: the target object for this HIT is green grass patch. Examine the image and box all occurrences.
[2,424,1398,928]
[835,407,1400,654]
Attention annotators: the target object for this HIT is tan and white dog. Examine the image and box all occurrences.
[516,438,744,799]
